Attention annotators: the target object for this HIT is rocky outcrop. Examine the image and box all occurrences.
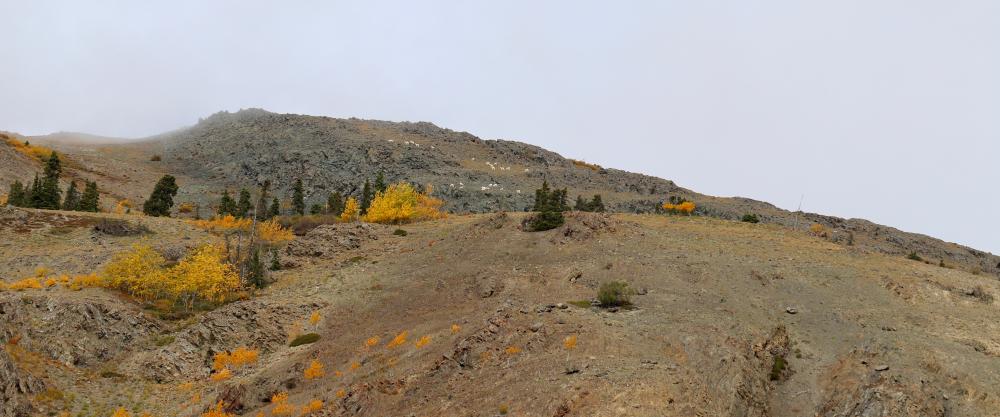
[285,223,381,258]
[0,347,44,417]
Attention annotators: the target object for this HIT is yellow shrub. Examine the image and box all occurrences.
[362,182,445,224]
[308,311,320,325]
[213,347,258,371]
[386,331,408,349]
[340,197,359,222]
[451,324,461,334]
[66,273,101,290]
[3,135,54,161]
[414,335,431,348]
[201,401,235,417]
[271,392,294,416]
[662,201,696,215]
[564,335,577,350]
[210,367,232,381]
[504,346,521,355]
[102,243,167,301]
[177,202,196,214]
[189,216,293,243]
[167,245,240,304]
[111,407,132,417]
[810,223,828,237]
[43,278,57,287]
[114,199,134,215]
[257,219,294,242]
[304,359,324,380]
[9,278,43,291]
[364,336,379,349]
[34,266,49,278]
[302,399,323,414]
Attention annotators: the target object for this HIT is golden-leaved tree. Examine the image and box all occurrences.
[167,244,240,307]
[340,197,360,222]
[362,182,445,224]
[102,243,168,301]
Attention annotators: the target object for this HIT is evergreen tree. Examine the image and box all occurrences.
[574,195,588,211]
[255,180,270,220]
[309,203,323,215]
[62,180,80,211]
[374,171,387,194]
[327,191,344,215]
[268,197,280,218]
[78,181,100,212]
[532,181,551,211]
[269,249,282,271]
[217,190,237,216]
[589,194,605,212]
[360,180,373,215]
[7,181,25,207]
[246,247,266,289]
[28,174,43,208]
[236,188,252,218]
[142,175,178,217]
[291,178,305,216]
[35,151,62,209]
[528,182,565,231]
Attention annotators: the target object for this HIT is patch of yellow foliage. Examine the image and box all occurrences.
[340,197,359,222]
[7,277,42,291]
[364,336,379,349]
[201,401,235,417]
[189,216,293,243]
[362,182,445,224]
[662,201,696,215]
[114,199,135,215]
[271,392,294,416]
[414,335,431,348]
[564,335,577,350]
[304,359,324,379]
[569,159,601,171]
[505,346,522,355]
[3,135,54,161]
[213,347,258,371]
[302,399,323,414]
[210,367,232,381]
[451,324,461,334]
[102,243,240,306]
[810,223,828,237]
[386,331,408,349]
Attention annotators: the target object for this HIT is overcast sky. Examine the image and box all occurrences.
[1,1,997,253]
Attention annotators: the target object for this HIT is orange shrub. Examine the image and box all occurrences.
[3,135,54,161]
[210,367,232,381]
[304,359,324,380]
[271,392,294,416]
[201,401,235,417]
[302,399,323,414]
[213,347,258,371]
[504,346,521,355]
[8,278,43,291]
[386,331,408,349]
[451,324,461,334]
[414,335,431,348]
[662,201,696,215]
[364,336,379,349]
[810,223,828,237]
[564,335,577,350]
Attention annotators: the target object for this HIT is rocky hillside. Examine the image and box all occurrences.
[24,109,998,278]
[1,207,998,417]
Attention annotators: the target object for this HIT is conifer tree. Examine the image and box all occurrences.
[574,195,588,211]
[35,151,62,209]
[217,190,237,216]
[269,249,281,271]
[360,180,373,215]
[533,181,551,212]
[7,181,25,207]
[528,181,565,231]
[327,191,344,215]
[28,174,43,208]
[62,180,80,211]
[310,203,323,215]
[246,248,266,289]
[589,194,605,212]
[142,175,178,217]
[268,197,280,218]
[79,181,100,212]
[236,188,252,218]
[292,178,305,216]
[374,172,387,194]
[255,180,270,220]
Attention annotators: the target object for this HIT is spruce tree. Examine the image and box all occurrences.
[236,188,252,218]
[79,181,100,212]
[574,195,588,211]
[269,249,282,271]
[246,248,266,289]
[217,190,236,216]
[8,181,25,207]
[309,203,323,215]
[268,197,280,218]
[255,180,270,220]
[360,180,372,215]
[292,178,305,216]
[35,151,62,209]
[62,180,80,211]
[327,191,344,215]
[28,174,43,208]
[589,194,605,212]
[142,175,178,217]
[533,181,551,211]
[374,171,387,194]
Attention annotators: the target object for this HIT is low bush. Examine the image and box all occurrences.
[770,356,787,381]
[289,333,320,347]
[597,281,634,307]
[741,213,760,223]
[93,218,151,236]
[393,228,408,236]
[150,154,162,161]
[906,252,923,262]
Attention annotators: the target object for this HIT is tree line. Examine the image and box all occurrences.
[5,150,101,212]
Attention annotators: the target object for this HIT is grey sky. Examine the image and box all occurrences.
[2,1,998,253]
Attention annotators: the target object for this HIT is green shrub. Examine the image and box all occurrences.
[153,335,175,347]
[597,281,634,307]
[906,252,923,262]
[290,333,320,347]
[770,356,786,381]
[393,228,408,236]
[741,214,760,223]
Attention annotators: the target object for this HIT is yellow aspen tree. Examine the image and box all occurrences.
[340,197,360,222]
